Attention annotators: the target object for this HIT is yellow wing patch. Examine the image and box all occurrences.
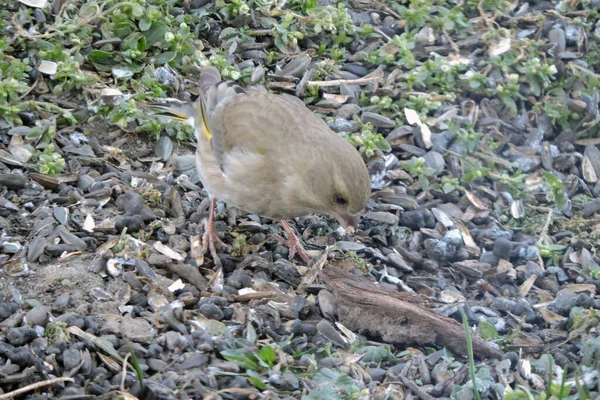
[198,95,212,141]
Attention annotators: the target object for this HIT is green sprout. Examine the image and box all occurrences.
[36,144,66,175]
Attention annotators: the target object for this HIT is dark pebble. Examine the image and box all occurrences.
[7,326,39,346]
[0,302,18,320]
[198,303,224,321]
[62,347,81,370]
[115,215,144,232]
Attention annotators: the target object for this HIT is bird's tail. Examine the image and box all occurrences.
[143,66,245,144]
[143,99,199,124]
[199,66,246,117]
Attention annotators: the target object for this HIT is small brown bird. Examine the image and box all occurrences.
[151,66,371,265]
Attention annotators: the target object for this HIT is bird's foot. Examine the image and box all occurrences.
[272,220,313,264]
[201,198,231,268]
[201,218,232,268]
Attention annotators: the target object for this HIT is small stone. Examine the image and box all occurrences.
[361,112,396,129]
[147,358,168,372]
[26,305,50,327]
[116,191,156,222]
[2,242,22,254]
[369,367,387,382]
[366,211,399,225]
[120,316,156,343]
[62,347,81,370]
[173,155,196,171]
[198,303,224,321]
[423,151,445,175]
[549,28,566,53]
[549,289,577,316]
[7,326,39,346]
[335,104,361,120]
[399,210,436,230]
[179,353,209,370]
[0,303,18,320]
[328,118,360,133]
[226,269,253,289]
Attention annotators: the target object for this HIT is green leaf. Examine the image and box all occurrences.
[246,369,266,389]
[129,3,144,18]
[87,50,116,72]
[258,345,275,367]
[154,51,176,65]
[112,65,136,80]
[220,349,259,371]
[139,17,153,32]
[355,345,390,363]
[143,21,168,47]
[79,3,99,18]
[477,321,498,340]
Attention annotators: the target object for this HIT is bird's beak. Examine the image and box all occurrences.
[335,213,360,232]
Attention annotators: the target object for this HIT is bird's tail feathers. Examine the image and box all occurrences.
[198,66,246,116]
[142,99,199,124]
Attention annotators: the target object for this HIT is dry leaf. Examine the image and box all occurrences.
[153,241,184,261]
[404,108,432,148]
[38,60,58,75]
[83,213,95,233]
[566,284,596,295]
[488,37,511,56]
[511,199,525,219]
[168,279,185,292]
[439,290,466,303]
[540,308,567,325]
[465,190,488,210]
[519,274,537,297]
[582,155,598,183]
[18,0,48,8]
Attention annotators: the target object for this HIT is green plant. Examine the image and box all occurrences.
[0,54,32,126]
[517,56,558,97]
[541,171,567,210]
[341,121,391,158]
[462,309,482,400]
[36,144,66,175]
[129,350,145,395]
[402,157,436,191]
[268,13,304,54]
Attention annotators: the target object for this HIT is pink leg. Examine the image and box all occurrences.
[201,198,230,267]
[273,220,312,264]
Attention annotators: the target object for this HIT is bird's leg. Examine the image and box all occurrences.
[273,219,312,264]
[201,198,230,267]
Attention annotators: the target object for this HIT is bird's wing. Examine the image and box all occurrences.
[206,90,332,171]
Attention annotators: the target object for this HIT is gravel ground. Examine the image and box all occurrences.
[2,0,600,399]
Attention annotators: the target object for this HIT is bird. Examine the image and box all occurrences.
[149,66,371,266]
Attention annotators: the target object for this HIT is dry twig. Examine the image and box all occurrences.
[0,377,75,399]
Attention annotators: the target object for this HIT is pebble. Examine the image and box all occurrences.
[366,211,399,225]
[335,103,361,120]
[361,112,396,129]
[198,303,224,321]
[328,118,360,133]
[25,306,50,327]
[62,347,81,370]
[7,326,39,346]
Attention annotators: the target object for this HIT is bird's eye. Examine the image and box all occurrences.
[335,194,347,205]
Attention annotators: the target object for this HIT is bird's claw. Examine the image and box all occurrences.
[272,220,313,264]
[201,198,231,268]
[271,234,312,264]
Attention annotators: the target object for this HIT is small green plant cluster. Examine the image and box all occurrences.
[36,144,66,175]
[341,121,391,158]
[0,51,32,126]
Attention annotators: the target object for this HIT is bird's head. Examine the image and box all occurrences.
[289,139,371,232]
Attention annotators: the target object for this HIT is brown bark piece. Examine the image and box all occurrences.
[320,266,503,360]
